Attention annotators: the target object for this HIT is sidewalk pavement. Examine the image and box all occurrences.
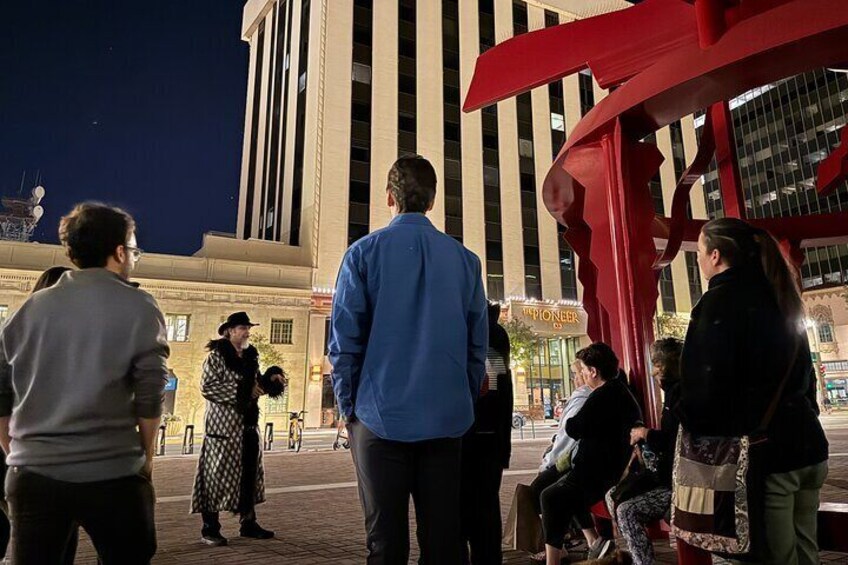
[61,415,848,564]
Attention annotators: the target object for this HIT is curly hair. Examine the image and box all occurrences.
[650,337,683,383]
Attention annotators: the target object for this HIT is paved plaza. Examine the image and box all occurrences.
[67,415,848,564]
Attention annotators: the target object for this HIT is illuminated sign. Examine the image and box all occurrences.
[519,306,582,331]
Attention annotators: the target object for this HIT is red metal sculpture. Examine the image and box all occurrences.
[464,0,848,432]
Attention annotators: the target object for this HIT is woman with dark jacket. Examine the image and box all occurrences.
[679,218,828,564]
[605,338,682,565]
[538,343,641,565]
[460,302,513,565]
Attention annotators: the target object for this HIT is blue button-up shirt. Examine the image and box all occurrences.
[329,213,488,442]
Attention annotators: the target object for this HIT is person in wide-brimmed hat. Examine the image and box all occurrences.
[190,311,285,546]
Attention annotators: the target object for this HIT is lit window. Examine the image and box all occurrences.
[165,314,190,343]
[270,319,294,345]
[550,113,564,132]
[352,62,372,84]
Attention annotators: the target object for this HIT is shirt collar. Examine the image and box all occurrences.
[389,213,433,227]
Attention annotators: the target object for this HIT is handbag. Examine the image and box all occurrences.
[503,484,544,554]
[671,338,800,556]
[609,444,660,513]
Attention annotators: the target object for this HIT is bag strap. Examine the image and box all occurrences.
[758,335,802,432]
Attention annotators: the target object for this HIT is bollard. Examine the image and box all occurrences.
[155,424,166,456]
[531,418,536,439]
[182,424,195,455]
[519,420,525,440]
[264,422,274,451]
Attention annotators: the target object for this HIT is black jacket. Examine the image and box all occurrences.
[679,268,828,474]
[646,379,680,487]
[566,375,642,488]
[465,321,514,469]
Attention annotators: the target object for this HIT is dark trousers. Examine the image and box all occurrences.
[6,467,156,565]
[537,470,600,549]
[460,435,504,565]
[201,427,260,536]
[201,509,256,536]
[349,419,463,565]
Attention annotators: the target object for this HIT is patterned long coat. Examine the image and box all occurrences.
[190,340,266,513]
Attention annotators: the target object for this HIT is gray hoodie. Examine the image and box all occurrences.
[0,269,169,482]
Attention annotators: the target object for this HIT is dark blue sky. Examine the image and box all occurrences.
[1,1,248,255]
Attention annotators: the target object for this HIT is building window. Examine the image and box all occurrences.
[271,319,294,345]
[550,113,565,132]
[349,0,373,245]
[165,314,190,343]
[0,305,8,322]
[289,0,312,245]
[685,252,703,305]
[818,323,835,344]
[659,266,677,313]
[518,139,534,158]
[352,62,372,84]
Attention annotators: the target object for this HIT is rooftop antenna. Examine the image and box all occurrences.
[0,179,46,242]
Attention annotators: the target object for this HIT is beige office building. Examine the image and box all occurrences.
[235,0,709,419]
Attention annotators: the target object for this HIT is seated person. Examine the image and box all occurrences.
[537,343,641,565]
[605,338,682,565]
[530,365,596,558]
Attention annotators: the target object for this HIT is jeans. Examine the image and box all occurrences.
[6,467,156,565]
[349,419,463,565]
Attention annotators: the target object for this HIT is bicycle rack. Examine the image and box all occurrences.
[155,424,166,456]
[182,424,195,455]
[264,422,274,451]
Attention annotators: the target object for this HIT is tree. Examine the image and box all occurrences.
[250,333,290,414]
[503,318,538,372]
[251,333,286,370]
[654,312,688,340]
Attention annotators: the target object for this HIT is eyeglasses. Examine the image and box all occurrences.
[125,246,144,261]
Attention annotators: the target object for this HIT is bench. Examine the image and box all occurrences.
[590,500,848,563]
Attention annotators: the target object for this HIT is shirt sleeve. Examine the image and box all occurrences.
[328,247,371,420]
[466,256,488,402]
[131,298,171,419]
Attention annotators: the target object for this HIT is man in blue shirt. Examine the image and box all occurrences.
[329,155,488,565]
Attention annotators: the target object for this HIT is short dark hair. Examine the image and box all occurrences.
[576,342,619,381]
[650,338,683,383]
[387,155,437,214]
[59,203,135,269]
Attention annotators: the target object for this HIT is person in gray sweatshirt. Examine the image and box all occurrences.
[0,202,170,565]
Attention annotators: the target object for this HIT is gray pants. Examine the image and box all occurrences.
[348,420,463,565]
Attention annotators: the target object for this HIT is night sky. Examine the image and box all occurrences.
[1,2,249,255]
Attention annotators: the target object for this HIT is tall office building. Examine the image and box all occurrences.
[697,69,848,290]
[237,0,708,419]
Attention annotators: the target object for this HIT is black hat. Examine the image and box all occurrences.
[218,312,259,336]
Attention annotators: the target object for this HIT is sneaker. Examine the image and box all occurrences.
[529,551,569,564]
[240,521,275,539]
[201,532,228,547]
[587,537,614,559]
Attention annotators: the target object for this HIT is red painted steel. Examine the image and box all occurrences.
[463,7,848,549]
